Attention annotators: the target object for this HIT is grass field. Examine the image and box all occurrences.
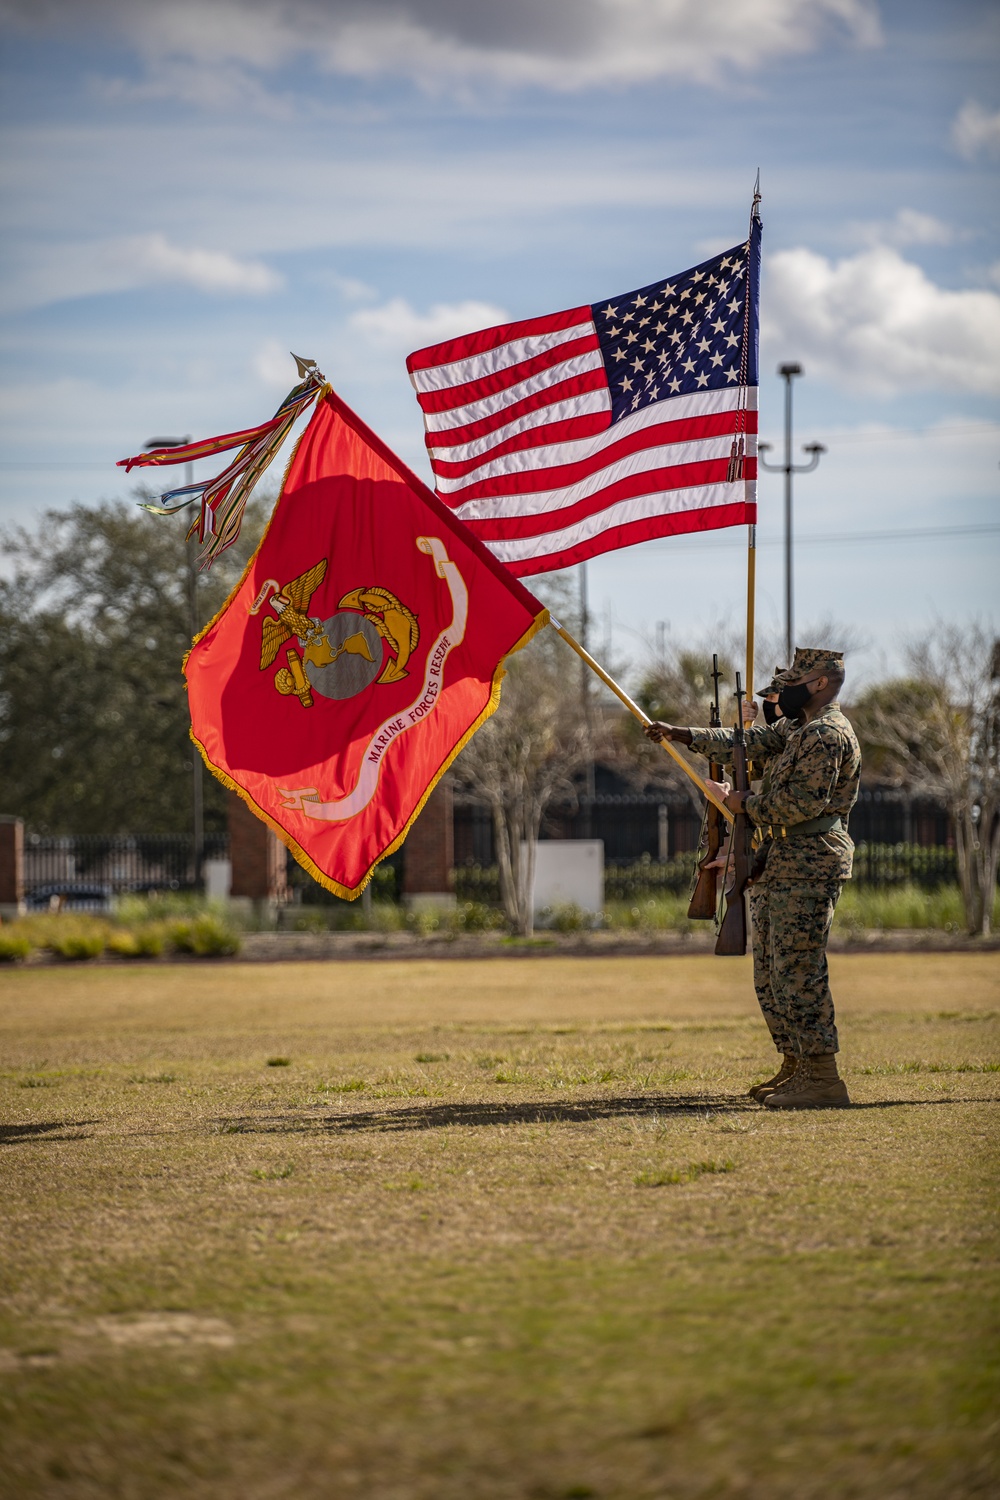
[1,953,998,1500]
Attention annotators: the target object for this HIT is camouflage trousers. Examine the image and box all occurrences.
[748,882,842,1057]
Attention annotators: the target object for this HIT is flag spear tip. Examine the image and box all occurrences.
[292,352,320,381]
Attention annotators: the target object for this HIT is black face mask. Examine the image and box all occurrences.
[763,699,782,725]
[777,681,814,717]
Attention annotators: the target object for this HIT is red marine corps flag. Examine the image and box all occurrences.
[184,386,548,897]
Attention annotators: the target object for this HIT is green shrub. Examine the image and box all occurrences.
[368,902,406,933]
[605,853,702,900]
[602,895,700,934]
[537,903,597,933]
[287,908,331,933]
[452,864,502,906]
[405,905,442,936]
[45,919,107,960]
[833,882,998,932]
[106,923,167,958]
[451,900,508,933]
[116,892,210,922]
[0,929,32,963]
[168,913,240,957]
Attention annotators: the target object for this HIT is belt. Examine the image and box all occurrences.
[759,815,844,841]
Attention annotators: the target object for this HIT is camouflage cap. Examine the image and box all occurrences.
[755,665,790,696]
[784,647,844,683]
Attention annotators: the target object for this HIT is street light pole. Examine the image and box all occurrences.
[758,364,826,663]
[579,561,596,839]
[145,435,203,893]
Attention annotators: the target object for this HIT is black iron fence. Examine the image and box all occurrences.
[22,797,974,909]
[23,833,229,904]
[456,788,954,868]
[453,845,968,906]
[850,842,958,889]
[455,793,704,866]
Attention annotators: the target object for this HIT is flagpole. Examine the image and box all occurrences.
[745,173,762,711]
[746,522,756,706]
[548,618,734,825]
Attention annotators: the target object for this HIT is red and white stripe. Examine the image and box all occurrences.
[407,306,756,577]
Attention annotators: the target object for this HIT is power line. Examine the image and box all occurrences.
[646,522,1000,554]
[758,423,1000,448]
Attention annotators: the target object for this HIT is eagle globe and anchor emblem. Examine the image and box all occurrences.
[249,559,420,707]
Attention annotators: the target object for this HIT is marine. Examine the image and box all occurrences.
[646,648,862,1109]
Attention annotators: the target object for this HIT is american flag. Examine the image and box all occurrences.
[406,217,760,577]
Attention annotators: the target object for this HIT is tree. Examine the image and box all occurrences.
[451,580,605,936]
[0,494,270,834]
[851,623,1000,936]
[629,641,742,812]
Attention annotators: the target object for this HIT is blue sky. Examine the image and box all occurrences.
[1,0,998,686]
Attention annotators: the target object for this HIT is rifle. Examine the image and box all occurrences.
[687,655,725,920]
[715,672,752,956]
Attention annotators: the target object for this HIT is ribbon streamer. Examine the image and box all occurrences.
[117,357,325,568]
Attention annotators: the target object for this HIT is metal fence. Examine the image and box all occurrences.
[850,842,958,889]
[458,789,954,867]
[22,799,971,910]
[453,844,966,906]
[455,793,704,866]
[23,833,229,905]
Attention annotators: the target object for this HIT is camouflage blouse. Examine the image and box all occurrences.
[687,705,862,887]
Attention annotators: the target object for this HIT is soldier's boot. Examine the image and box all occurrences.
[748,1054,798,1100]
[764,1053,851,1110]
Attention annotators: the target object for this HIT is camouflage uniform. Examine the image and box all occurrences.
[688,660,861,1058]
[689,717,795,1051]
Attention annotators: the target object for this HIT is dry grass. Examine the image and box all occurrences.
[1,954,998,1500]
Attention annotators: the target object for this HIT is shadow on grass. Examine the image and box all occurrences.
[211,1092,987,1137]
[0,1120,97,1146]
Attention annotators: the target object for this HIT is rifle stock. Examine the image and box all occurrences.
[715,674,751,956]
[687,854,719,920]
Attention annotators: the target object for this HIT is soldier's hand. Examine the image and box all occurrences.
[704,776,732,804]
[742,698,759,726]
[645,721,684,743]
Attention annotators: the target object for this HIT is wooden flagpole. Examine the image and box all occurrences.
[548,618,734,825]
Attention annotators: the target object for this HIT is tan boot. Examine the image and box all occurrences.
[764,1053,851,1109]
[748,1054,798,1100]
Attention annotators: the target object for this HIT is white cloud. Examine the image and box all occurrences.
[0,233,282,313]
[349,297,509,354]
[323,271,377,303]
[951,100,1000,160]
[1,0,883,93]
[763,245,1000,395]
[252,340,298,389]
[115,233,282,294]
[849,208,958,248]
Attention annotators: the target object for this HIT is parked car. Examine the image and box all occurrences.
[25,883,113,913]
